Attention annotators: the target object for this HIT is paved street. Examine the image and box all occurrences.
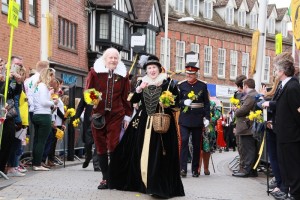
[0,151,273,200]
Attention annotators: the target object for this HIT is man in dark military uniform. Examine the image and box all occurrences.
[178,63,210,177]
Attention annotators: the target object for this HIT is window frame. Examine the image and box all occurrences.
[262,56,270,82]
[204,45,212,77]
[238,10,246,27]
[175,0,185,13]
[281,21,287,37]
[175,40,185,72]
[218,48,226,78]
[58,16,78,52]
[160,37,171,70]
[189,0,199,16]
[204,0,213,19]
[242,52,249,77]
[191,43,200,68]
[29,0,37,25]
[225,7,234,25]
[268,17,275,34]
[146,28,156,55]
[250,13,258,30]
[230,50,238,80]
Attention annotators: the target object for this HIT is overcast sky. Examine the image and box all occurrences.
[264,0,291,8]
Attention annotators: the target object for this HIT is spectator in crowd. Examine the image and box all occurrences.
[31,68,56,171]
[85,47,132,189]
[0,56,23,175]
[199,94,221,175]
[263,52,300,200]
[74,93,100,171]
[232,78,258,178]
[232,75,247,173]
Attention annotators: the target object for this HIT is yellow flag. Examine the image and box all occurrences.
[275,33,283,55]
[291,0,300,50]
[250,30,260,75]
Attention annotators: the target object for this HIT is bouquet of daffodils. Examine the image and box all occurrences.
[64,108,76,119]
[84,88,102,106]
[72,118,80,128]
[183,91,198,113]
[247,110,263,123]
[230,96,240,108]
[159,91,176,107]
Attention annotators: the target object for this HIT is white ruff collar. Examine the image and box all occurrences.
[141,73,167,86]
[93,57,127,77]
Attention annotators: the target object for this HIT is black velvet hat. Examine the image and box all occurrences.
[143,55,162,70]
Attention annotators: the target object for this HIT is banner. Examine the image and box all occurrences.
[275,33,283,55]
[250,30,260,75]
[291,0,300,50]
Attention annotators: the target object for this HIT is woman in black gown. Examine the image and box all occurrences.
[109,56,185,198]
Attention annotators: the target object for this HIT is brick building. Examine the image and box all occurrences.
[48,0,88,94]
[157,0,292,105]
[0,0,41,70]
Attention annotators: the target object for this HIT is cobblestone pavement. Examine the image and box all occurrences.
[0,151,273,200]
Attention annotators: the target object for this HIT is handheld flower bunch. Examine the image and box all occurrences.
[72,118,80,128]
[64,108,76,119]
[247,110,263,123]
[183,91,198,113]
[84,88,102,106]
[55,128,64,140]
[230,96,240,108]
[159,91,176,107]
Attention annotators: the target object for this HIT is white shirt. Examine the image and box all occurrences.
[55,98,64,126]
[24,72,40,112]
[33,82,54,114]
[281,77,292,88]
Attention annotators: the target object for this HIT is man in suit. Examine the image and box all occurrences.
[178,63,210,178]
[232,78,258,178]
[263,52,300,200]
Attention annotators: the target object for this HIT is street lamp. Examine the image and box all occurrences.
[163,0,195,69]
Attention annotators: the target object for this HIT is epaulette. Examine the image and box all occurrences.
[177,79,187,85]
[198,79,207,84]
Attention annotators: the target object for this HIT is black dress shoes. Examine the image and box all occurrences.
[82,161,90,168]
[94,167,101,172]
[271,190,288,200]
[192,171,199,177]
[180,170,187,178]
[232,172,249,177]
[97,180,108,189]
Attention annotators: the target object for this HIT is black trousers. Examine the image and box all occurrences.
[180,125,202,173]
[0,119,15,172]
[277,142,300,199]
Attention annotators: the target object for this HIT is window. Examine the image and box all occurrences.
[58,16,77,51]
[204,46,212,76]
[230,50,238,79]
[175,0,184,13]
[15,0,24,20]
[112,14,124,45]
[176,41,185,71]
[218,48,226,78]
[2,0,24,19]
[268,17,275,34]
[29,0,37,25]
[99,14,109,39]
[225,7,234,25]
[204,0,213,19]
[160,37,171,70]
[189,0,199,16]
[238,10,246,27]
[262,56,270,82]
[123,22,130,50]
[242,53,249,77]
[114,0,127,12]
[1,0,8,13]
[250,13,258,30]
[191,43,200,68]
[147,29,156,55]
[281,21,287,37]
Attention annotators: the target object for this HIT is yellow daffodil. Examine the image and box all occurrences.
[159,91,176,107]
[84,88,102,105]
